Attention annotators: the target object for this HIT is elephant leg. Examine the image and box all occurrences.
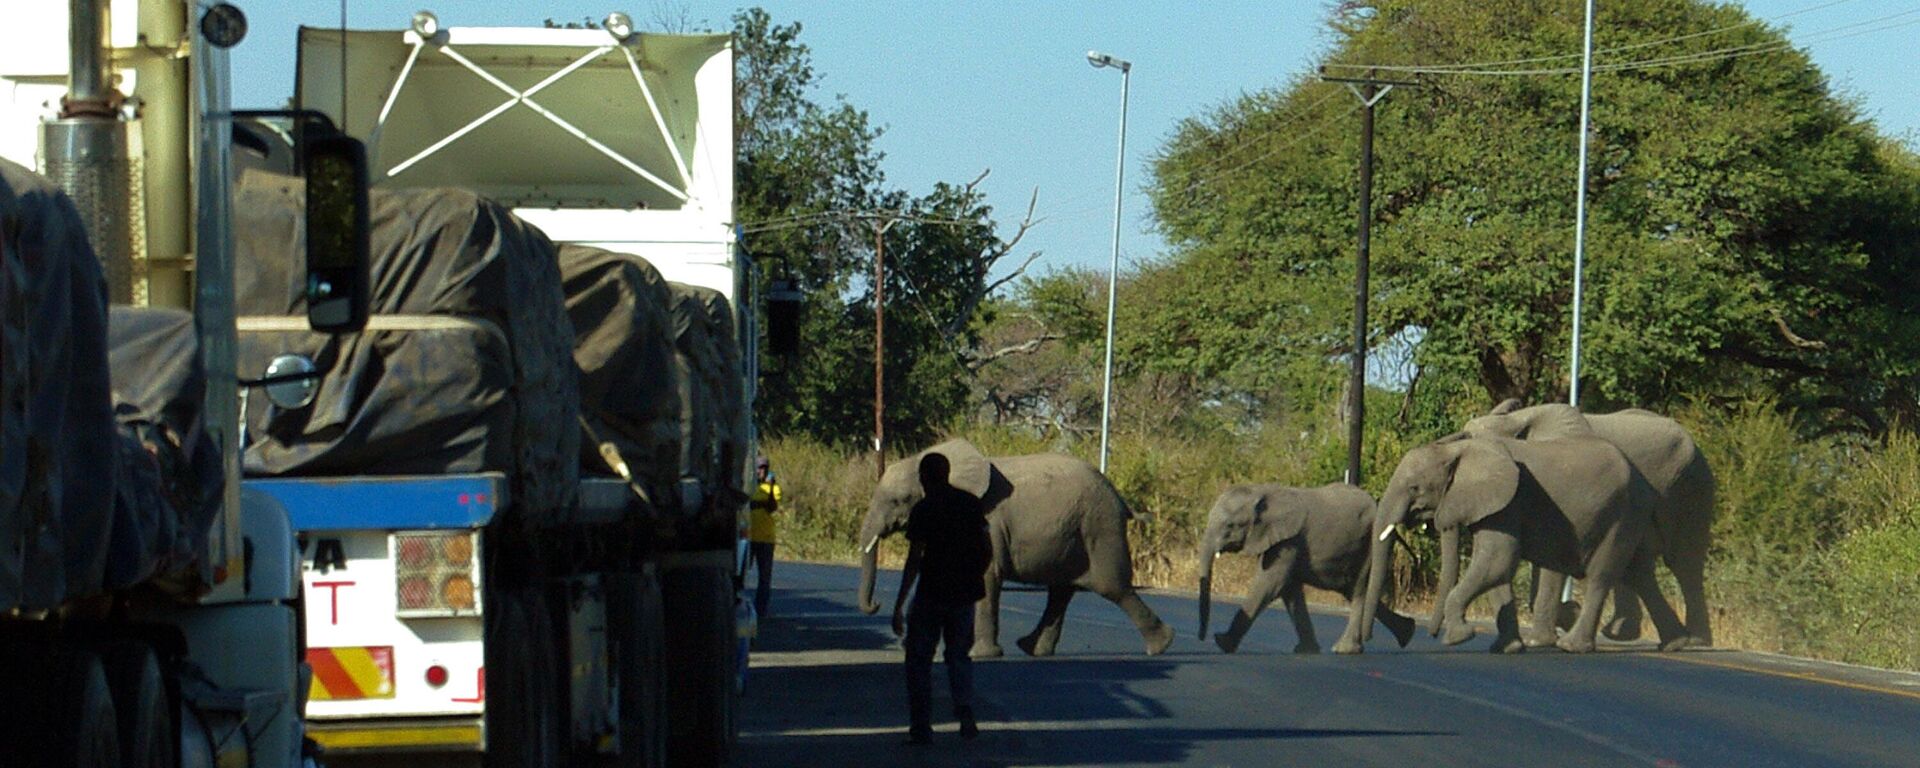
[1558,541,1628,654]
[1603,584,1646,641]
[1097,586,1174,656]
[1487,583,1525,654]
[1218,548,1294,654]
[1282,585,1320,654]
[1524,568,1566,648]
[1017,585,1075,657]
[1668,551,1712,646]
[1442,529,1519,648]
[1623,546,1689,651]
[972,569,1004,659]
[1374,601,1417,649]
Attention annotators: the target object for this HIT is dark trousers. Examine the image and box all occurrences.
[749,542,775,617]
[904,597,976,733]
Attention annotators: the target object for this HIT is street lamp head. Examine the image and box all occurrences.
[1086,50,1130,73]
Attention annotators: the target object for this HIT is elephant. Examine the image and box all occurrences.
[1196,483,1416,654]
[1332,435,1690,655]
[1462,400,1716,645]
[857,439,1175,657]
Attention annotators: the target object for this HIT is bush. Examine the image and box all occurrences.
[768,399,1920,671]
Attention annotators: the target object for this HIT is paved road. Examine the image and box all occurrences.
[740,561,1920,768]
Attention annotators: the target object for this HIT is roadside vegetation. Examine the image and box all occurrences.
[734,0,1920,672]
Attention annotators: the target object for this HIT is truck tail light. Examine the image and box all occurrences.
[392,532,483,617]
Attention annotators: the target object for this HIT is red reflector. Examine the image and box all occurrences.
[426,665,450,688]
[398,537,433,568]
[398,576,434,610]
[458,493,471,505]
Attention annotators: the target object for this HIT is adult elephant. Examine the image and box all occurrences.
[1463,400,1716,645]
[1196,483,1416,654]
[1332,435,1690,655]
[856,439,1175,657]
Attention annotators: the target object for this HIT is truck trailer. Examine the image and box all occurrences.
[233,12,755,767]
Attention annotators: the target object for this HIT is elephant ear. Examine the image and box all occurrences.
[1436,440,1520,531]
[1489,398,1526,415]
[922,438,992,497]
[1245,490,1305,555]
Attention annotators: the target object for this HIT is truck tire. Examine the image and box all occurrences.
[661,564,736,768]
[99,642,175,768]
[38,649,121,767]
[607,571,667,768]
[484,590,561,768]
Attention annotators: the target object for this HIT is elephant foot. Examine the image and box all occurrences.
[1657,634,1692,653]
[1292,640,1321,655]
[1555,601,1582,632]
[1490,636,1526,654]
[1015,634,1056,657]
[1441,622,1476,647]
[1379,611,1416,649]
[1143,622,1175,656]
[1555,635,1597,654]
[1331,637,1364,655]
[1214,632,1241,654]
[1602,615,1644,642]
[1521,627,1559,648]
[972,643,1004,659]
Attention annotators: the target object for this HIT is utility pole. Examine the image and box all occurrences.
[872,217,899,480]
[1322,69,1416,487]
[1569,0,1597,409]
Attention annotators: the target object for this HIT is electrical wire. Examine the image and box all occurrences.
[1176,102,1361,193]
[1323,0,1862,74]
[1324,1,1915,77]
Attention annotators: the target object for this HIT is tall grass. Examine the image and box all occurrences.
[766,402,1920,671]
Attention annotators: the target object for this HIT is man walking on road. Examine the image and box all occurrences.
[892,451,990,745]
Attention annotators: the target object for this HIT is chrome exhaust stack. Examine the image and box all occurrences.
[44,0,148,305]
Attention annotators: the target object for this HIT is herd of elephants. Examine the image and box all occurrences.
[853,400,1715,658]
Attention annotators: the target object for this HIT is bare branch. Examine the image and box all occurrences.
[966,333,1066,370]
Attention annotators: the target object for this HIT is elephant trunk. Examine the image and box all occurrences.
[1429,525,1459,637]
[857,529,883,615]
[1197,540,1218,639]
[1358,496,1408,642]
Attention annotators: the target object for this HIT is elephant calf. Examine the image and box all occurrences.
[1198,483,1416,654]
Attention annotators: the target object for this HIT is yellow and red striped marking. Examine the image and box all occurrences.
[308,646,396,700]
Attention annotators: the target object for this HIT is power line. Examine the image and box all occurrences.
[1325,1,1915,77]
[1176,102,1361,193]
[1324,0,1863,75]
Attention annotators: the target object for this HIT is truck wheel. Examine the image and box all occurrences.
[484,591,560,768]
[607,572,667,768]
[99,642,175,768]
[40,649,121,767]
[662,564,736,768]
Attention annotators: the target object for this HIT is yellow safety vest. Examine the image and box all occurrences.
[748,480,783,543]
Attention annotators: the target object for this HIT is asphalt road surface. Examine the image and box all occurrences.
[739,561,1920,768]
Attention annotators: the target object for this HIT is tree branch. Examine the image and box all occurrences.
[1769,309,1828,350]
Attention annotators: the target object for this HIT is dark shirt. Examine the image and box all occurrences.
[905,486,991,605]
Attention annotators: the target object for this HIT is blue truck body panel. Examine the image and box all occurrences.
[245,473,507,532]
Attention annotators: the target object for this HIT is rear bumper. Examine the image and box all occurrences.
[306,716,484,754]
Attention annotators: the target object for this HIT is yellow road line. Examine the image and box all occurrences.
[1657,653,1920,703]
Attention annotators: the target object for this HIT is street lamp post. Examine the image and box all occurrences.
[1088,50,1130,474]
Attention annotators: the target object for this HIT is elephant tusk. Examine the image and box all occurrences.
[1213,551,1222,560]
[864,535,880,554]
[1378,523,1398,543]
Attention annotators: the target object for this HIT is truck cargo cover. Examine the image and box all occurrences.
[558,244,681,501]
[0,158,118,610]
[234,171,580,522]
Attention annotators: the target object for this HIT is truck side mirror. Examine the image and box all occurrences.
[301,132,370,334]
[765,279,803,357]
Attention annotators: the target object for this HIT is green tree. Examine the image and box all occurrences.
[1146,0,1920,434]
[733,9,1034,449]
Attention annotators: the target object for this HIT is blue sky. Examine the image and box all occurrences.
[232,1,1920,280]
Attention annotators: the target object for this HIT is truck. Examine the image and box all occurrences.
[0,1,374,766]
[228,10,756,767]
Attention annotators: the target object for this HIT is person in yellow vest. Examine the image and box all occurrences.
[748,455,783,618]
